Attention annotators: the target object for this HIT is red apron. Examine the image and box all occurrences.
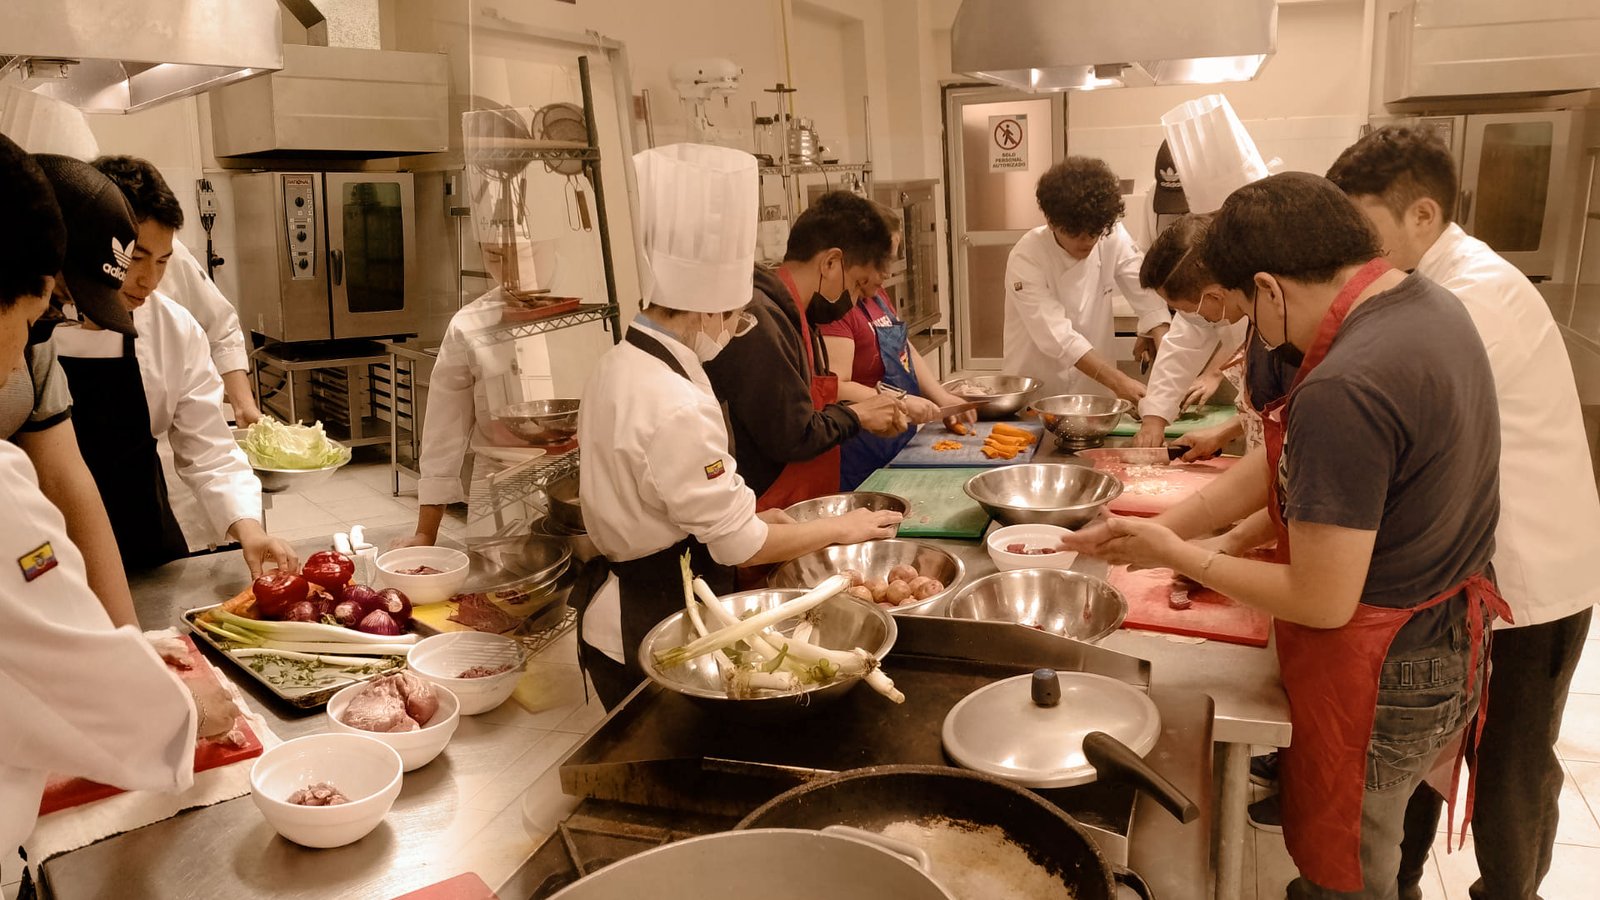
[1262,259,1510,891]
[757,268,843,511]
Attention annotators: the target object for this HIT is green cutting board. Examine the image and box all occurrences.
[858,466,990,540]
[1110,404,1238,437]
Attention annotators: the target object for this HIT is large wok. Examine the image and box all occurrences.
[737,765,1154,900]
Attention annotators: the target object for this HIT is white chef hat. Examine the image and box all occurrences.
[1160,94,1269,215]
[633,143,757,314]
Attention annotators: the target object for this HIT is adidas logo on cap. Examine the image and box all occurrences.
[102,235,132,280]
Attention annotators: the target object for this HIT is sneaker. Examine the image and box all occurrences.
[1248,793,1283,833]
[1249,751,1279,788]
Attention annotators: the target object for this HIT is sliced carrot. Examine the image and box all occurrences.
[947,421,972,436]
[991,423,1034,438]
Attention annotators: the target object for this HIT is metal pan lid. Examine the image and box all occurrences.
[941,669,1161,789]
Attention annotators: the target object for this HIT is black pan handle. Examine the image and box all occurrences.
[1083,731,1200,824]
[1111,864,1155,899]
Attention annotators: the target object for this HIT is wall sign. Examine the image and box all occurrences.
[989,114,1028,172]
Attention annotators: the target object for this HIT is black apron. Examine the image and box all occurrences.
[570,327,737,709]
[57,334,189,571]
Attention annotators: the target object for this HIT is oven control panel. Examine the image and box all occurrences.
[281,174,316,280]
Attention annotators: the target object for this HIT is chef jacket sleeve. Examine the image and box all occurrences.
[0,451,196,795]
[18,339,72,433]
[1004,242,1097,371]
[165,312,262,538]
[1139,311,1223,422]
[642,401,769,566]
[416,324,476,507]
[1110,228,1173,335]
[164,242,251,376]
[708,301,859,464]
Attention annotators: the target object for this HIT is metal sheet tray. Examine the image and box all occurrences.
[182,604,406,709]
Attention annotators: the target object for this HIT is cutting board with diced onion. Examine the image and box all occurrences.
[1108,564,1271,647]
[888,421,1046,468]
[1076,451,1239,517]
[39,636,263,815]
[1109,404,1237,437]
[857,466,991,540]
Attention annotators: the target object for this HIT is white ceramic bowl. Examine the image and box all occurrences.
[375,547,471,605]
[326,679,461,771]
[406,632,528,715]
[986,523,1079,572]
[249,733,403,849]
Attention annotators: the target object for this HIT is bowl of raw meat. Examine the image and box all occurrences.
[376,547,470,605]
[767,538,964,616]
[326,672,460,771]
[985,524,1078,572]
[249,733,404,848]
[406,632,529,715]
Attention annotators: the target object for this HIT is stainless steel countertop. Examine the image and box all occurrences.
[40,527,577,900]
[929,438,1292,748]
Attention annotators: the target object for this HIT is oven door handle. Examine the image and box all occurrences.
[330,249,344,286]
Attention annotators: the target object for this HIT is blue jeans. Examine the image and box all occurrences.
[1288,616,1484,900]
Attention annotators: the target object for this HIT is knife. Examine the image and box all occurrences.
[1084,446,1190,464]
[934,399,987,417]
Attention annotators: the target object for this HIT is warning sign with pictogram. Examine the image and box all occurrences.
[989,114,1028,172]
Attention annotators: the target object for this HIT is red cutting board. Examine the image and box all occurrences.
[1109,564,1272,647]
[392,874,499,900]
[39,636,263,815]
[1076,451,1239,517]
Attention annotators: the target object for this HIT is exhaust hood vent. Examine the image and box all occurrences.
[1385,0,1600,103]
[951,0,1277,92]
[0,0,282,113]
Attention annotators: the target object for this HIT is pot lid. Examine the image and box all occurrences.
[462,534,571,594]
[942,669,1160,789]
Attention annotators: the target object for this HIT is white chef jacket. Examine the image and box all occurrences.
[53,293,263,544]
[163,238,250,378]
[1139,313,1250,423]
[0,440,196,853]
[1002,223,1170,398]
[577,319,770,661]
[1419,224,1600,627]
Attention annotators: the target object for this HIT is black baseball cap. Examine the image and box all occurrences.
[32,154,138,336]
[1153,140,1189,216]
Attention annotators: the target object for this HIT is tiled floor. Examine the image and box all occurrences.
[258,453,468,545]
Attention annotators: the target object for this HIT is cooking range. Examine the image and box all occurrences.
[502,617,1215,900]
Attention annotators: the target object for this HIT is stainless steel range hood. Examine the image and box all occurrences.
[0,0,282,113]
[951,0,1277,92]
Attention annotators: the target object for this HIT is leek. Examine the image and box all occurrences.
[654,574,848,668]
[209,609,418,645]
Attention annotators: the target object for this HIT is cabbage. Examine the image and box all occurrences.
[239,418,353,471]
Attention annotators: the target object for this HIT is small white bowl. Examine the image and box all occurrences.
[326,679,461,771]
[249,733,403,849]
[375,547,471,605]
[407,632,528,715]
[986,523,1079,572]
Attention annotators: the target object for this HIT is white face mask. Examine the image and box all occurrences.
[691,314,734,362]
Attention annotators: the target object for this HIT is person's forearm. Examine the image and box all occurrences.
[1164,538,1358,628]
[1073,349,1127,389]
[1152,447,1269,539]
[836,379,877,403]
[412,504,447,543]
[221,370,260,421]
[1222,509,1277,555]
[743,520,848,567]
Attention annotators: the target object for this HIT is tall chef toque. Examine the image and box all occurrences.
[632,143,757,314]
[32,154,139,336]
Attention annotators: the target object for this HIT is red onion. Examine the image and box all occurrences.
[357,609,402,636]
[251,571,309,619]
[301,550,355,591]
[283,599,322,623]
[376,588,412,625]
[331,599,364,628]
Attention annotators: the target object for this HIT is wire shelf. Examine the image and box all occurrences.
[758,162,871,176]
[468,448,579,527]
[515,605,578,655]
[469,143,602,165]
[462,303,619,348]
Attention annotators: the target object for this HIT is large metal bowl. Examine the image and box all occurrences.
[1029,394,1133,449]
[942,374,1042,419]
[767,539,964,616]
[459,534,574,619]
[492,399,580,445]
[233,428,352,494]
[964,463,1123,529]
[945,569,1128,644]
[783,491,910,523]
[638,588,897,722]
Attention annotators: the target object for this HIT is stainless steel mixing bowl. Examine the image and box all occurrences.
[941,374,1042,419]
[945,569,1128,644]
[492,399,581,445]
[964,463,1123,528]
[783,491,910,523]
[1029,394,1133,449]
[767,538,964,616]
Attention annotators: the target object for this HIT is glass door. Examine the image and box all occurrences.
[1461,111,1574,280]
[943,87,1065,371]
[326,172,418,338]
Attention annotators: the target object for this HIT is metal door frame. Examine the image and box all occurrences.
[942,85,1066,372]
[1460,109,1576,280]
[324,171,418,340]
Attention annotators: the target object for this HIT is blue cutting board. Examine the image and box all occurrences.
[888,420,1046,468]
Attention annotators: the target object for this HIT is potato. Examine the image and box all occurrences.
[865,578,889,603]
[839,568,866,588]
[845,585,875,602]
[907,576,944,600]
[885,580,914,604]
[887,564,920,584]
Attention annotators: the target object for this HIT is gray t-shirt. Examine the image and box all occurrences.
[0,337,73,442]
[1279,273,1500,650]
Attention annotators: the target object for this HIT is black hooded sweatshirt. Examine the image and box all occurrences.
[704,266,861,497]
